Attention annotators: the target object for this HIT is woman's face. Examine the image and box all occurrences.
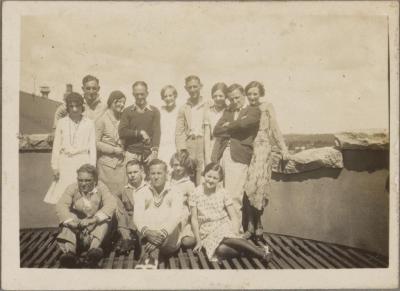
[171,159,185,179]
[68,101,83,117]
[204,169,221,189]
[111,97,126,114]
[212,89,226,108]
[246,86,262,106]
[162,88,177,107]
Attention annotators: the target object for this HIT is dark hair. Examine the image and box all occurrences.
[245,81,265,97]
[107,90,126,108]
[169,151,197,177]
[148,158,168,172]
[202,162,224,181]
[82,75,99,86]
[227,83,244,95]
[160,85,178,99]
[132,81,148,91]
[77,163,98,184]
[65,92,85,113]
[211,82,228,97]
[126,158,144,170]
[185,75,201,84]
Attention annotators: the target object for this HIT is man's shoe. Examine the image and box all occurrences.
[86,247,104,268]
[59,251,78,268]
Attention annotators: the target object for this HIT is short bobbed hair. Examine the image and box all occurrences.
[211,82,228,97]
[245,81,265,97]
[160,85,178,99]
[107,90,126,108]
[227,83,244,95]
[65,92,85,113]
[202,162,224,182]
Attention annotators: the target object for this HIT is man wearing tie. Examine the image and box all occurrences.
[211,84,261,234]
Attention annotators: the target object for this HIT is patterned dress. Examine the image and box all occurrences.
[243,102,287,210]
[189,185,240,261]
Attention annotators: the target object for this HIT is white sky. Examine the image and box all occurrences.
[20,2,389,134]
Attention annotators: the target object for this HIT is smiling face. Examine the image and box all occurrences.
[246,86,261,106]
[149,163,167,191]
[212,89,227,108]
[185,79,202,100]
[133,84,148,107]
[126,164,143,188]
[77,171,96,194]
[228,89,245,109]
[82,80,100,104]
[171,158,185,180]
[162,88,177,107]
[111,97,126,114]
[204,169,221,190]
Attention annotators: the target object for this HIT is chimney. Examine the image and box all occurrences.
[40,86,50,98]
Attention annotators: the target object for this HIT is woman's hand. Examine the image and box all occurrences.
[114,146,124,156]
[281,151,290,161]
[193,241,203,253]
[53,169,60,181]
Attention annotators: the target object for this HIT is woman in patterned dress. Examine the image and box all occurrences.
[243,81,289,241]
[190,162,272,262]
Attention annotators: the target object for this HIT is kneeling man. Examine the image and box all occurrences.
[134,159,184,268]
[56,164,116,268]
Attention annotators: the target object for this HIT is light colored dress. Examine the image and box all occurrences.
[159,105,178,165]
[171,176,195,239]
[189,185,240,261]
[243,102,288,210]
[95,109,126,194]
[44,116,96,204]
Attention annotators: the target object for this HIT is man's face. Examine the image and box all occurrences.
[77,171,96,194]
[133,84,148,107]
[185,79,202,99]
[126,164,143,187]
[228,89,245,109]
[149,164,167,190]
[82,80,100,104]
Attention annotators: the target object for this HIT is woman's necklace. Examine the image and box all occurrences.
[69,116,82,146]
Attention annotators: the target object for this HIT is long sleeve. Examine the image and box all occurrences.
[226,106,261,132]
[175,106,187,151]
[56,184,76,223]
[95,182,117,221]
[88,121,97,166]
[133,189,146,233]
[95,117,117,154]
[266,103,288,153]
[151,107,161,149]
[52,104,68,130]
[213,112,231,137]
[118,108,138,139]
[51,119,63,170]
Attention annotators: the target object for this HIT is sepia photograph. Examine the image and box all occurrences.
[2,0,399,289]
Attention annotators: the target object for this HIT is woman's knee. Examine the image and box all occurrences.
[181,236,196,249]
[215,244,240,259]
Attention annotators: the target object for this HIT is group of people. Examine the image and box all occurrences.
[44,74,289,268]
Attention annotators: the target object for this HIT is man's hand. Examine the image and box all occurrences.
[65,219,80,229]
[281,152,290,161]
[79,217,97,229]
[145,229,165,246]
[114,146,124,156]
[193,241,203,253]
[222,122,230,127]
[140,130,151,144]
[53,169,60,181]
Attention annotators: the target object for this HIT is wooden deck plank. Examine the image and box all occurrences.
[187,249,200,269]
[362,252,388,268]
[231,258,243,269]
[344,248,382,268]
[269,235,309,269]
[221,259,232,269]
[23,235,55,267]
[43,248,62,268]
[115,254,125,269]
[33,239,59,267]
[263,236,296,268]
[159,261,166,269]
[127,251,135,269]
[240,258,254,269]
[278,235,321,269]
[301,239,342,268]
[328,244,369,268]
[291,237,335,269]
[197,251,210,269]
[256,237,285,269]
[169,257,177,269]
[106,251,116,269]
[315,242,353,268]
[21,231,51,264]
[251,258,266,269]
[20,231,43,254]
[20,231,32,245]
[177,250,188,269]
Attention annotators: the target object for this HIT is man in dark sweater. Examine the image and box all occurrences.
[119,81,161,165]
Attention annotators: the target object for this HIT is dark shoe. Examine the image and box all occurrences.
[86,248,104,268]
[59,251,78,268]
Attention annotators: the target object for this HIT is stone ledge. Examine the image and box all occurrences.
[334,130,389,150]
[19,134,52,151]
[272,147,343,174]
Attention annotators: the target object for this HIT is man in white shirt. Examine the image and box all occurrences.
[133,159,184,268]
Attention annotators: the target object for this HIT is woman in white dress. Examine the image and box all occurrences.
[44,92,97,204]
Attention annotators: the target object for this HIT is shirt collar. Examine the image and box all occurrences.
[125,180,147,191]
[80,187,98,198]
[84,97,101,108]
[186,97,205,108]
[131,103,153,112]
[148,182,172,197]
[171,176,190,185]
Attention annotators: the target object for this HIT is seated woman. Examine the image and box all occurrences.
[95,90,127,195]
[44,93,96,204]
[190,162,272,262]
[243,81,289,241]
[56,164,116,268]
[169,151,197,249]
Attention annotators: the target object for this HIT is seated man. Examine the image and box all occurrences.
[56,164,116,268]
[133,159,184,268]
[114,159,147,255]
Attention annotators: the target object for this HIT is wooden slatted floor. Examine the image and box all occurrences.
[20,228,388,269]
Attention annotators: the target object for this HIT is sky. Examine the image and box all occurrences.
[20,2,389,134]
